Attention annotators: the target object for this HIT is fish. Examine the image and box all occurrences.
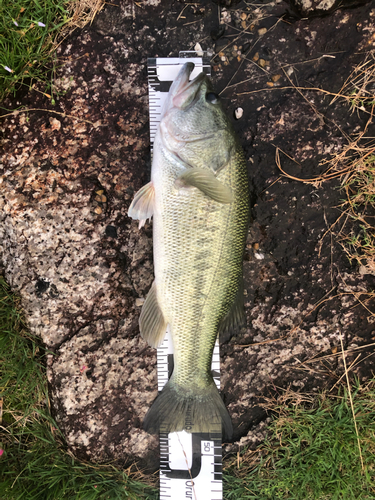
[128,62,250,437]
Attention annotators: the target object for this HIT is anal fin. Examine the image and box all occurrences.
[128,181,155,229]
[139,281,167,348]
[219,276,246,342]
[176,168,233,204]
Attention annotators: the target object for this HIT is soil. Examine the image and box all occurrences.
[1,0,375,473]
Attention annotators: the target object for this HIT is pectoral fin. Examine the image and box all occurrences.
[176,169,233,204]
[218,277,246,342]
[139,281,167,348]
[128,181,155,229]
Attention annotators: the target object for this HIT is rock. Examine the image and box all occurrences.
[1,0,375,471]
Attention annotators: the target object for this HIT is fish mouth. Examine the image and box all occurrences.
[170,63,206,109]
[161,63,215,146]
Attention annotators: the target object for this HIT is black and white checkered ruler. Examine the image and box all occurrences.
[147,55,223,500]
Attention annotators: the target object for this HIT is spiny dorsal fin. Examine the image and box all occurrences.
[128,181,155,229]
[176,168,233,204]
[219,276,246,343]
[139,281,167,348]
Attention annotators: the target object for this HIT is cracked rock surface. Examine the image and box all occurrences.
[1,0,375,471]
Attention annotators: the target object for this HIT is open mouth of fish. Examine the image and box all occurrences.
[170,62,206,108]
[162,63,217,144]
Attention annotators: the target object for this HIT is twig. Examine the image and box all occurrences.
[0,107,99,127]
[275,147,352,185]
[339,330,364,471]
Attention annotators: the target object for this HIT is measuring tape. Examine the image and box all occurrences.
[147,55,223,500]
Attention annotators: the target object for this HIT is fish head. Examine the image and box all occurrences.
[161,63,236,172]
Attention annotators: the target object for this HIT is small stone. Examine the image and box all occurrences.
[240,12,247,20]
[258,59,266,67]
[96,189,104,195]
[252,242,260,250]
[241,21,247,29]
[252,52,259,62]
[135,298,145,307]
[194,42,203,56]
[101,195,107,203]
[49,117,61,131]
[234,107,243,120]
[271,74,281,82]
[254,251,265,260]
[95,195,102,202]
[258,27,267,36]
[94,207,102,214]
[266,81,274,87]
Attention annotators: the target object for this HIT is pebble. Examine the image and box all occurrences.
[240,12,247,20]
[234,107,243,119]
[254,251,265,260]
[94,207,102,215]
[258,28,267,36]
[271,74,281,82]
[194,42,203,56]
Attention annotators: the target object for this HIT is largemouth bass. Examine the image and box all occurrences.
[128,62,249,437]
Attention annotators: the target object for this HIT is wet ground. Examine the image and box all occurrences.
[1,0,375,472]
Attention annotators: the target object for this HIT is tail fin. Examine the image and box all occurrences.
[143,378,233,438]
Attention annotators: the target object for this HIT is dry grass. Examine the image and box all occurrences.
[60,0,105,38]
[273,50,375,276]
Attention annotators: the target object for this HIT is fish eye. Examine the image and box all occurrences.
[206,92,219,104]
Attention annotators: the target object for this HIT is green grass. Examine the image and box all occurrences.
[0,0,70,100]
[0,276,158,500]
[224,386,375,499]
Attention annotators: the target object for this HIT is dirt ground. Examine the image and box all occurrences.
[1,0,375,472]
